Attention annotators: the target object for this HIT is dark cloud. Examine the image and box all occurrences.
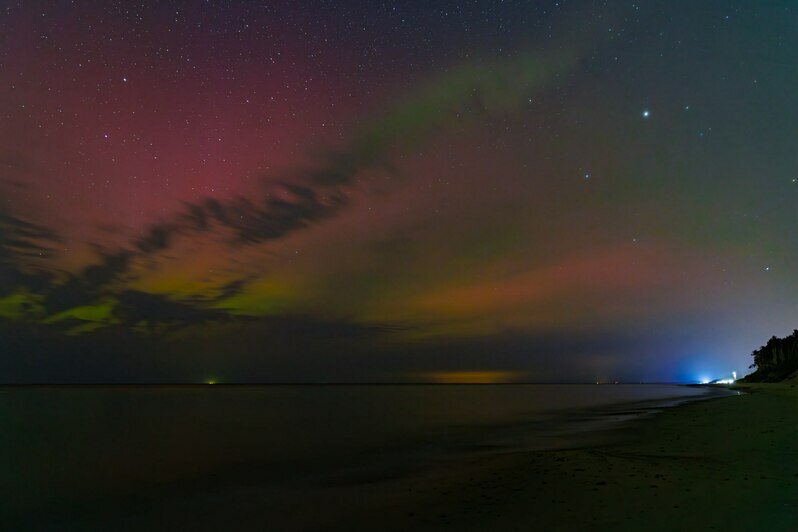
[0,211,61,249]
[91,182,348,287]
[136,224,173,254]
[40,250,133,314]
[214,277,248,301]
[1,44,579,339]
[0,210,59,295]
[182,276,255,305]
[113,290,227,329]
[41,46,574,305]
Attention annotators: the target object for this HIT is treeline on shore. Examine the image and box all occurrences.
[743,329,798,382]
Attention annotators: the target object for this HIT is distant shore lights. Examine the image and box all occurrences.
[701,371,737,385]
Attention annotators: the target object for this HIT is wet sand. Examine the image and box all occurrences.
[324,383,798,531]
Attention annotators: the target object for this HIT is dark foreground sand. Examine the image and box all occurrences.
[313,384,798,531]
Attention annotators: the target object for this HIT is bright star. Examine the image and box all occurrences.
[642,110,650,118]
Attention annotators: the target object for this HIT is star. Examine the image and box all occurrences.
[642,110,650,118]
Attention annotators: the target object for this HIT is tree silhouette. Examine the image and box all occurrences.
[746,330,798,382]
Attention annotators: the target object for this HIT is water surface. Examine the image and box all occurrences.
[0,383,721,526]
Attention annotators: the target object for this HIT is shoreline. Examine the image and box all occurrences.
[320,383,798,531]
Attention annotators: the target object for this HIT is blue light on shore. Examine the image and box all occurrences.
[698,371,737,385]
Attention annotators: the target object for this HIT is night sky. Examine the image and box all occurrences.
[1,1,797,383]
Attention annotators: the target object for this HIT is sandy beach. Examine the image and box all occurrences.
[314,383,798,531]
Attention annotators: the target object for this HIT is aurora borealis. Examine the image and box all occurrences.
[2,1,797,383]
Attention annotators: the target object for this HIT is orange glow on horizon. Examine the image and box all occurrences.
[422,370,525,384]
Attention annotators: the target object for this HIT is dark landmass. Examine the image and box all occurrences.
[743,330,798,383]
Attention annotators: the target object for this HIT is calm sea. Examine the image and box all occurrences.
[0,383,723,528]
